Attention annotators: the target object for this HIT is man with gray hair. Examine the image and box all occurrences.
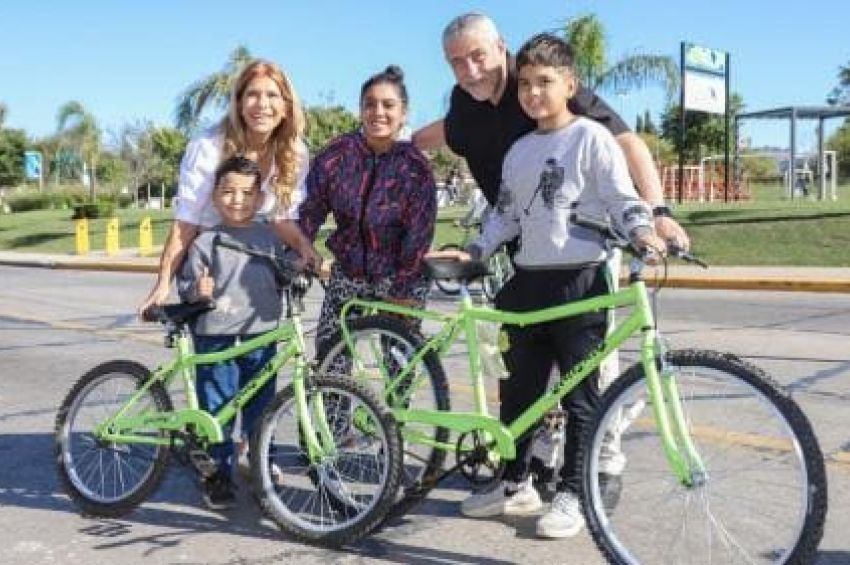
[415,12,687,247]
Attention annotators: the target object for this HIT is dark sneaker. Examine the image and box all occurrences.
[202,472,236,510]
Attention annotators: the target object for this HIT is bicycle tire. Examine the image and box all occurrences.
[251,373,402,547]
[433,243,462,295]
[582,349,827,564]
[317,315,451,513]
[55,360,172,517]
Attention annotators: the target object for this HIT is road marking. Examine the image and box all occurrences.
[0,309,161,345]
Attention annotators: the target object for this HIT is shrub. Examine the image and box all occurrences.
[71,200,115,219]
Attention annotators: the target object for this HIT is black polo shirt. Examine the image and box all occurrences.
[444,56,629,206]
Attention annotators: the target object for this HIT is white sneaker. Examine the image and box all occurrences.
[461,477,543,518]
[597,431,627,476]
[536,491,585,538]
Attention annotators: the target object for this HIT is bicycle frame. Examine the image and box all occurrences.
[94,313,335,462]
[339,276,706,485]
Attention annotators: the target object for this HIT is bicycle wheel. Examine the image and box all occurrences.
[582,349,827,564]
[55,360,172,517]
[251,373,402,546]
[433,243,462,295]
[317,316,451,507]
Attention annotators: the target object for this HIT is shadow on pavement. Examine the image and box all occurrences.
[0,432,512,564]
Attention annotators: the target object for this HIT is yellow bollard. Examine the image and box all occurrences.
[106,217,120,256]
[75,218,90,255]
[139,216,153,256]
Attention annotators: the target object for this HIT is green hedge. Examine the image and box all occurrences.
[4,190,133,215]
[71,201,116,219]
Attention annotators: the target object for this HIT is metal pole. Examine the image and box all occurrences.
[789,108,797,199]
[724,53,731,203]
[678,42,686,204]
[733,117,740,198]
[818,117,826,201]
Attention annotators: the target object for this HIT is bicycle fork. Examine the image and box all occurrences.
[640,329,707,487]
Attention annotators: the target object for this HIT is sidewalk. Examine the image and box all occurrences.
[1,249,849,293]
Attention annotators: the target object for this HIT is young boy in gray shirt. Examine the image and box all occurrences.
[177,156,288,510]
[458,33,663,538]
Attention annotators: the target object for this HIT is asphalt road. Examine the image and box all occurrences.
[1,266,848,564]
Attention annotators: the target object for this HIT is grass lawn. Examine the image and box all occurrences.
[1,182,848,266]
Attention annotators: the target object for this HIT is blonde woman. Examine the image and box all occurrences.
[139,59,316,315]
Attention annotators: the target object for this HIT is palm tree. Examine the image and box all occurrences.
[562,15,678,100]
[175,45,253,133]
[57,100,102,200]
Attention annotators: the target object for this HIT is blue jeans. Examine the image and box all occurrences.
[193,334,277,476]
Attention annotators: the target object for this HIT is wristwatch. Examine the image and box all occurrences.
[652,204,673,218]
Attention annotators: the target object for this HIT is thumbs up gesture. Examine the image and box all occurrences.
[196,266,215,301]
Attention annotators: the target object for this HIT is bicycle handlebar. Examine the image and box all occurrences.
[213,233,318,293]
[569,211,708,269]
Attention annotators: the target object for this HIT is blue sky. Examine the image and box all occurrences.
[1,1,847,152]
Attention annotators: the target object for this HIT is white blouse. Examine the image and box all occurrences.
[173,126,309,228]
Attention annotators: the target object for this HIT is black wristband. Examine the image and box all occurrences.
[652,204,672,218]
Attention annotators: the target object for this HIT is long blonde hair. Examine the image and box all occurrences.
[220,60,305,208]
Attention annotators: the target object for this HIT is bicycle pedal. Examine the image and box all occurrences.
[189,449,219,478]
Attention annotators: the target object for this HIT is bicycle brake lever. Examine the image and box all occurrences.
[668,244,708,269]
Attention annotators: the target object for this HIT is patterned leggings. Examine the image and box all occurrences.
[315,263,430,359]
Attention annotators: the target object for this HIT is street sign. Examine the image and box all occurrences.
[682,42,728,115]
[24,151,43,181]
[684,43,727,75]
[684,70,726,114]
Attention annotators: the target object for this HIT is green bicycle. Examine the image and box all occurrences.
[318,219,827,563]
[54,239,403,547]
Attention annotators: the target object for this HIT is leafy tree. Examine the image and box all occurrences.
[562,14,678,100]
[428,146,464,182]
[176,45,253,133]
[643,109,657,135]
[635,114,644,133]
[57,101,102,200]
[149,127,188,190]
[304,105,358,151]
[739,153,778,180]
[0,102,6,129]
[115,120,157,202]
[826,61,850,106]
[827,122,850,179]
[0,128,27,186]
[96,151,129,186]
[659,94,744,162]
[638,132,676,165]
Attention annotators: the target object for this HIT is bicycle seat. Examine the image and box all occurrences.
[147,301,216,326]
[424,258,490,282]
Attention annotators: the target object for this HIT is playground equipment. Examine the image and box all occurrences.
[735,105,849,200]
[781,151,837,200]
[660,164,750,202]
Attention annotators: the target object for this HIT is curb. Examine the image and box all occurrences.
[636,276,850,294]
[2,256,849,293]
[0,257,158,274]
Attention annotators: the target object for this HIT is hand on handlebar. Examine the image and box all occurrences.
[633,230,667,266]
[425,248,472,262]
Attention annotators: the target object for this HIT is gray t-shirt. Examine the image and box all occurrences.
[471,117,651,269]
[177,223,287,336]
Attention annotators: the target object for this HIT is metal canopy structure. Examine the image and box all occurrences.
[735,105,850,199]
